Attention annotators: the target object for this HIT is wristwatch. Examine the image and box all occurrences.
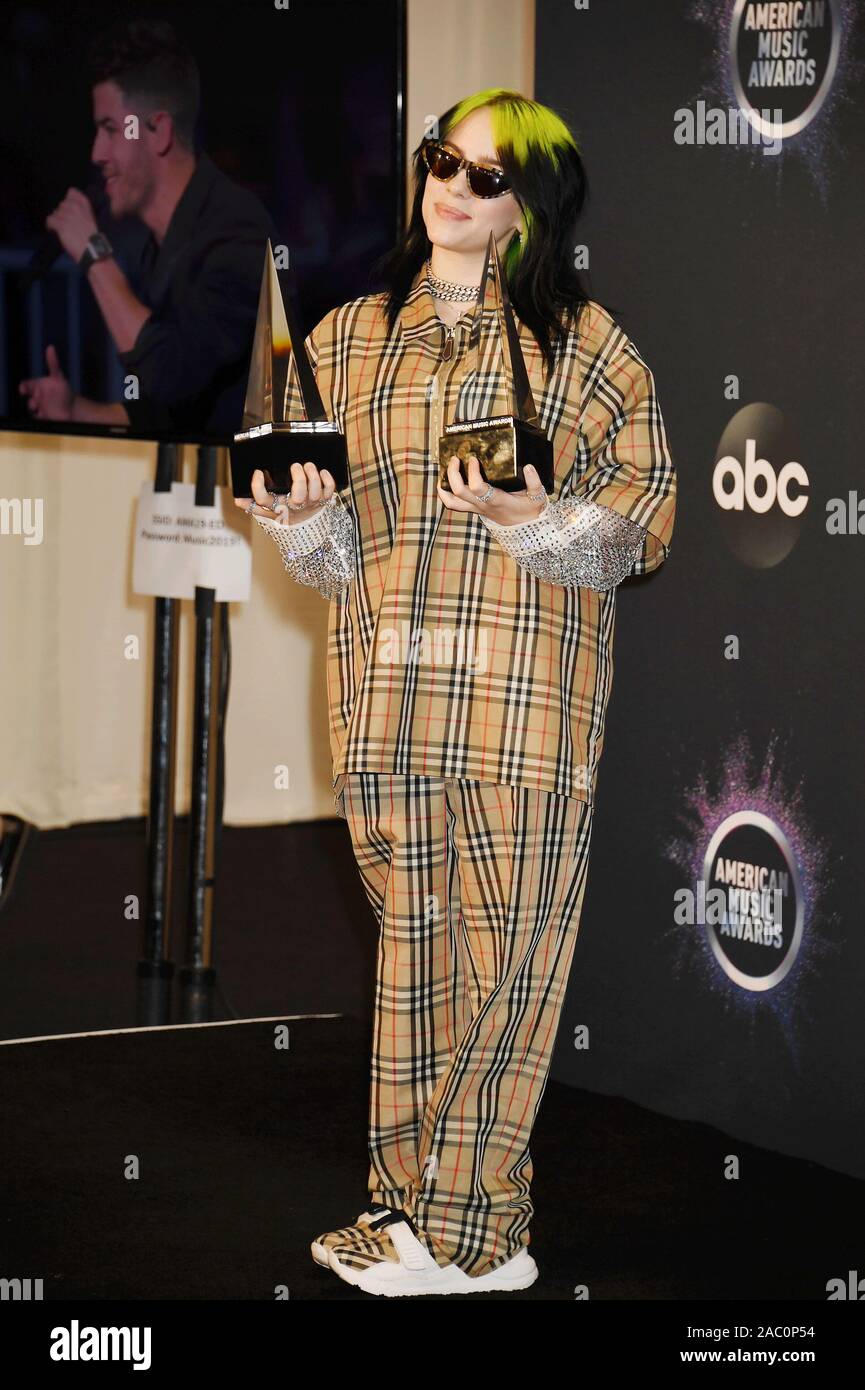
[79,232,114,272]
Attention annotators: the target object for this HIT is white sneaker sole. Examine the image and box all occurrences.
[327,1245,538,1296]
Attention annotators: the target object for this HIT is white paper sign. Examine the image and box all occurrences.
[132,482,252,602]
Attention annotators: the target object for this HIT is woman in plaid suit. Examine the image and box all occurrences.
[239,88,676,1296]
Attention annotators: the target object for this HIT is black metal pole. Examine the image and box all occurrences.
[180,445,223,1021]
[138,441,181,1024]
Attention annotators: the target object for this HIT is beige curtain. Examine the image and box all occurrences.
[0,0,534,829]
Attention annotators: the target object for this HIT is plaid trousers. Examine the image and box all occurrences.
[342,772,594,1278]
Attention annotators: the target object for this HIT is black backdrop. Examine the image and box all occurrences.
[537,0,865,1180]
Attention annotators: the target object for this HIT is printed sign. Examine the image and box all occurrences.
[132,482,252,601]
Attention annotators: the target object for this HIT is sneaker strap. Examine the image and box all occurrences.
[367,1210,430,1271]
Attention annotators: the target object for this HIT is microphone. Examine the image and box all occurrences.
[19,172,109,292]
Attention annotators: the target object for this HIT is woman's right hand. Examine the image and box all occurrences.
[234,463,337,525]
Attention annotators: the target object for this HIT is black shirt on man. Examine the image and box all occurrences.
[118,152,277,438]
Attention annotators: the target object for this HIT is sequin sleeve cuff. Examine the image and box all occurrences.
[252,494,355,599]
[481,494,648,591]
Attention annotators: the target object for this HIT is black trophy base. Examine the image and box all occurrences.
[438,416,554,494]
[230,422,349,496]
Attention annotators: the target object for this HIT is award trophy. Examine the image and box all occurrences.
[438,229,554,494]
[229,239,348,497]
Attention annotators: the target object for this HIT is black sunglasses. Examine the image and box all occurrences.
[421,138,512,199]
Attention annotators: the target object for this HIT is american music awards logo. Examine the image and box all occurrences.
[686,0,857,191]
[729,0,841,139]
[700,810,803,990]
[662,732,839,1036]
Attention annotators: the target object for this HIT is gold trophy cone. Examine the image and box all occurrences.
[438,229,553,494]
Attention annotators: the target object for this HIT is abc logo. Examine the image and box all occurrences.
[714,442,807,517]
[713,403,809,568]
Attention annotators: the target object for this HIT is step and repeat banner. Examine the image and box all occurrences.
[538,0,864,1179]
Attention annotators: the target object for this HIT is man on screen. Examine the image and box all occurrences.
[19,19,276,436]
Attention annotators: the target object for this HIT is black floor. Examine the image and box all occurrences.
[0,815,378,1039]
[1,817,862,1303]
[1,1013,861,1301]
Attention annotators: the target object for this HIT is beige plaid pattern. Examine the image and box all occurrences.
[297,266,676,818]
[341,771,594,1278]
[314,1221,403,1270]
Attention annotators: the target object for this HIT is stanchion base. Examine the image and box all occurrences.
[179,965,217,1023]
[136,958,175,1027]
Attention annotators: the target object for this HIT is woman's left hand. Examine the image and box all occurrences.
[437,454,548,525]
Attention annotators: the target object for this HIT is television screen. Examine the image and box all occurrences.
[0,0,406,445]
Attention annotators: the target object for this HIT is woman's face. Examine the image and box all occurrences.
[421,105,524,257]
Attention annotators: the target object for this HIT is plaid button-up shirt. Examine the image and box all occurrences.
[299,265,676,815]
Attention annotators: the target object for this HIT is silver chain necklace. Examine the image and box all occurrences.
[425,258,481,302]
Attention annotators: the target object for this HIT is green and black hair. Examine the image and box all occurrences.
[373,88,603,377]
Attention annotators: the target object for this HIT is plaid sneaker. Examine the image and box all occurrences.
[326,1209,539,1297]
[310,1201,400,1267]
